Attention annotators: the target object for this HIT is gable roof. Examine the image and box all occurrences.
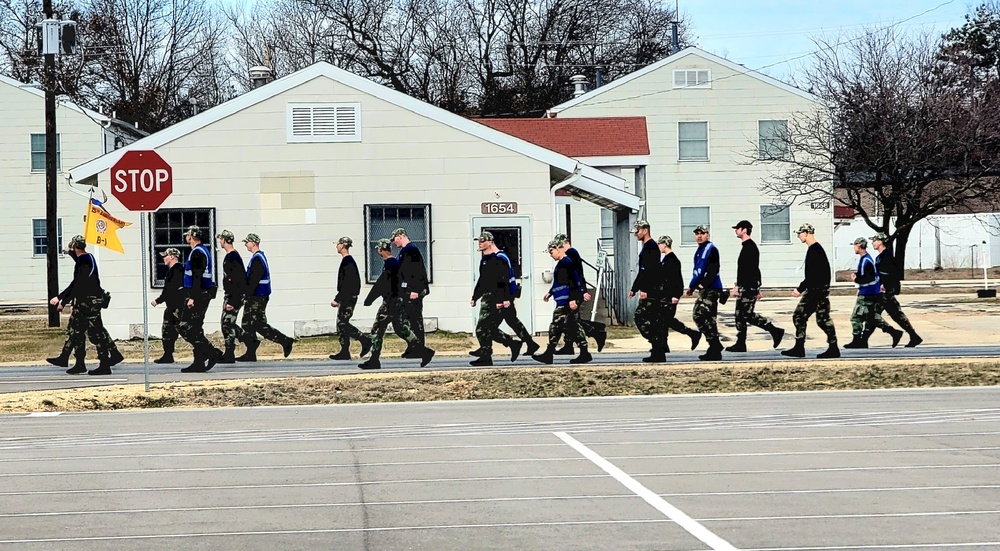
[476,117,649,157]
[548,46,818,114]
[0,73,110,124]
[68,62,637,210]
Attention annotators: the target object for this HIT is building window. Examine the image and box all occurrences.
[30,134,60,172]
[680,206,710,245]
[364,204,432,283]
[149,208,216,287]
[759,120,789,160]
[599,208,615,249]
[760,205,791,243]
[673,69,710,89]
[678,121,709,161]
[287,103,361,143]
[32,218,63,256]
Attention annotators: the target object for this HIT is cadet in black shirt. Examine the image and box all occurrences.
[216,230,246,363]
[330,237,372,360]
[150,247,186,364]
[469,232,521,366]
[728,220,784,352]
[656,236,702,354]
[781,223,839,358]
[871,233,922,347]
[627,220,666,361]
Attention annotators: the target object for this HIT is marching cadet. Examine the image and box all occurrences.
[845,237,901,348]
[685,225,726,361]
[469,242,540,359]
[330,237,372,360]
[150,247,185,364]
[217,230,246,363]
[532,239,591,365]
[552,233,607,354]
[47,235,123,375]
[627,220,667,362]
[178,225,223,373]
[781,223,840,358]
[656,235,702,354]
[236,233,294,362]
[871,232,922,347]
[728,220,785,351]
[359,239,435,369]
[470,231,521,366]
[392,228,430,357]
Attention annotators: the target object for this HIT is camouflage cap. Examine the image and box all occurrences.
[160,247,181,258]
[66,235,86,250]
[546,239,562,252]
[632,220,651,232]
[553,232,569,243]
[336,236,353,247]
[242,233,260,244]
[216,229,235,244]
[853,237,868,248]
[375,238,392,251]
[184,225,202,239]
[871,232,888,242]
[693,224,710,234]
[656,235,673,247]
[795,223,815,234]
[474,231,494,243]
[390,228,407,238]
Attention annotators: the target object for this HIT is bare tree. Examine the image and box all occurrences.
[0,0,87,93]
[753,27,1000,267]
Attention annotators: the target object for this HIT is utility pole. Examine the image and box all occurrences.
[43,0,59,328]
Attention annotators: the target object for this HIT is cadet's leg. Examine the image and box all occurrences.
[814,292,840,358]
[696,290,723,361]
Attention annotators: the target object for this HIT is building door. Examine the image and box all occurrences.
[472,216,533,334]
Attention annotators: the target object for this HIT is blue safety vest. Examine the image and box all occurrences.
[691,241,724,290]
[183,244,214,289]
[247,251,272,296]
[496,251,519,296]
[857,253,880,296]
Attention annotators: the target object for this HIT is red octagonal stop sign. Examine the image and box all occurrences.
[111,150,173,211]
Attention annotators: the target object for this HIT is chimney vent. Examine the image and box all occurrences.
[570,75,589,98]
[249,65,273,89]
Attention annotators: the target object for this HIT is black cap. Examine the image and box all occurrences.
[732,220,753,231]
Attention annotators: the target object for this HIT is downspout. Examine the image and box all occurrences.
[551,166,582,234]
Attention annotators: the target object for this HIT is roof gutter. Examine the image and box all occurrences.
[551,165,583,231]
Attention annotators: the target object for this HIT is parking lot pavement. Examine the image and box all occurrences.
[1,387,999,550]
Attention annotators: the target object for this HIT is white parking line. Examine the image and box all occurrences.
[745,543,1000,550]
[25,412,62,417]
[555,431,738,551]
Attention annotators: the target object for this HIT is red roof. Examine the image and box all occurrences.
[476,117,649,158]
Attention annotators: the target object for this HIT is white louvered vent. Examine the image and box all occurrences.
[286,103,361,143]
[672,69,711,89]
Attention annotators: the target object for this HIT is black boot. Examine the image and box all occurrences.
[66,354,87,375]
[766,324,785,348]
[905,332,923,348]
[689,330,702,351]
[532,345,555,364]
[843,334,867,349]
[205,346,222,370]
[817,340,841,359]
[219,344,237,364]
[781,338,806,358]
[725,334,747,353]
[280,336,294,358]
[569,346,592,364]
[523,339,541,356]
[87,355,112,376]
[642,347,666,363]
[359,335,373,358]
[594,331,607,352]
[107,348,124,367]
[699,339,723,361]
[359,353,381,369]
[400,344,417,359]
[154,341,175,364]
[236,339,259,362]
[181,350,212,373]
[554,343,575,355]
[468,348,483,357]
[887,328,904,348]
[46,351,71,368]
[329,347,352,360]
[470,353,493,366]
[510,341,523,362]
[418,344,436,367]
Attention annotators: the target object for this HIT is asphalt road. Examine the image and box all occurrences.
[1,344,999,394]
[0,387,998,550]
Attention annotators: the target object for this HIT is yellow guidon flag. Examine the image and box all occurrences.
[84,199,132,253]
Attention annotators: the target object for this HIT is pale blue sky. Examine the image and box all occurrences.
[682,0,976,81]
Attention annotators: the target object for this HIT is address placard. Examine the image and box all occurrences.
[481,202,518,214]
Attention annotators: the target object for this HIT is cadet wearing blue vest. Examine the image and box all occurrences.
[532,239,590,365]
[236,233,294,362]
[550,233,608,355]
[178,225,223,373]
[845,237,903,349]
[685,224,726,361]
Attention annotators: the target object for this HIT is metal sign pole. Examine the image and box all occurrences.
[140,214,150,392]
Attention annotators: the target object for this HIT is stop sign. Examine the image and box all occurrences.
[111,150,173,211]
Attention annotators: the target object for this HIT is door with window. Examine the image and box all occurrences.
[472,216,533,334]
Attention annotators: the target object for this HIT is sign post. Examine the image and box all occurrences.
[111,150,173,391]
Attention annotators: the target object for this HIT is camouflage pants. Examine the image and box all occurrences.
[403,296,425,344]
[656,298,697,343]
[693,288,723,341]
[635,298,663,347]
[499,302,534,344]
[547,305,586,348]
[874,292,915,334]
[178,297,214,354]
[220,295,244,348]
[369,297,419,356]
[793,289,837,344]
[850,295,881,335]
[337,297,366,349]
[734,287,770,335]
[242,296,289,344]
[161,306,182,347]
[60,296,117,358]
[475,296,515,355]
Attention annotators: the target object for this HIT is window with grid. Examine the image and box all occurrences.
[149,208,216,287]
[678,122,708,161]
[680,206,710,245]
[364,204,432,283]
[759,120,789,160]
[760,205,791,243]
[32,218,63,256]
[672,69,710,88]
[30,134,60,172]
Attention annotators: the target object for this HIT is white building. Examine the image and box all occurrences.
[544,47,834,317]
[0,74,142,301]
[68,63,640,340]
